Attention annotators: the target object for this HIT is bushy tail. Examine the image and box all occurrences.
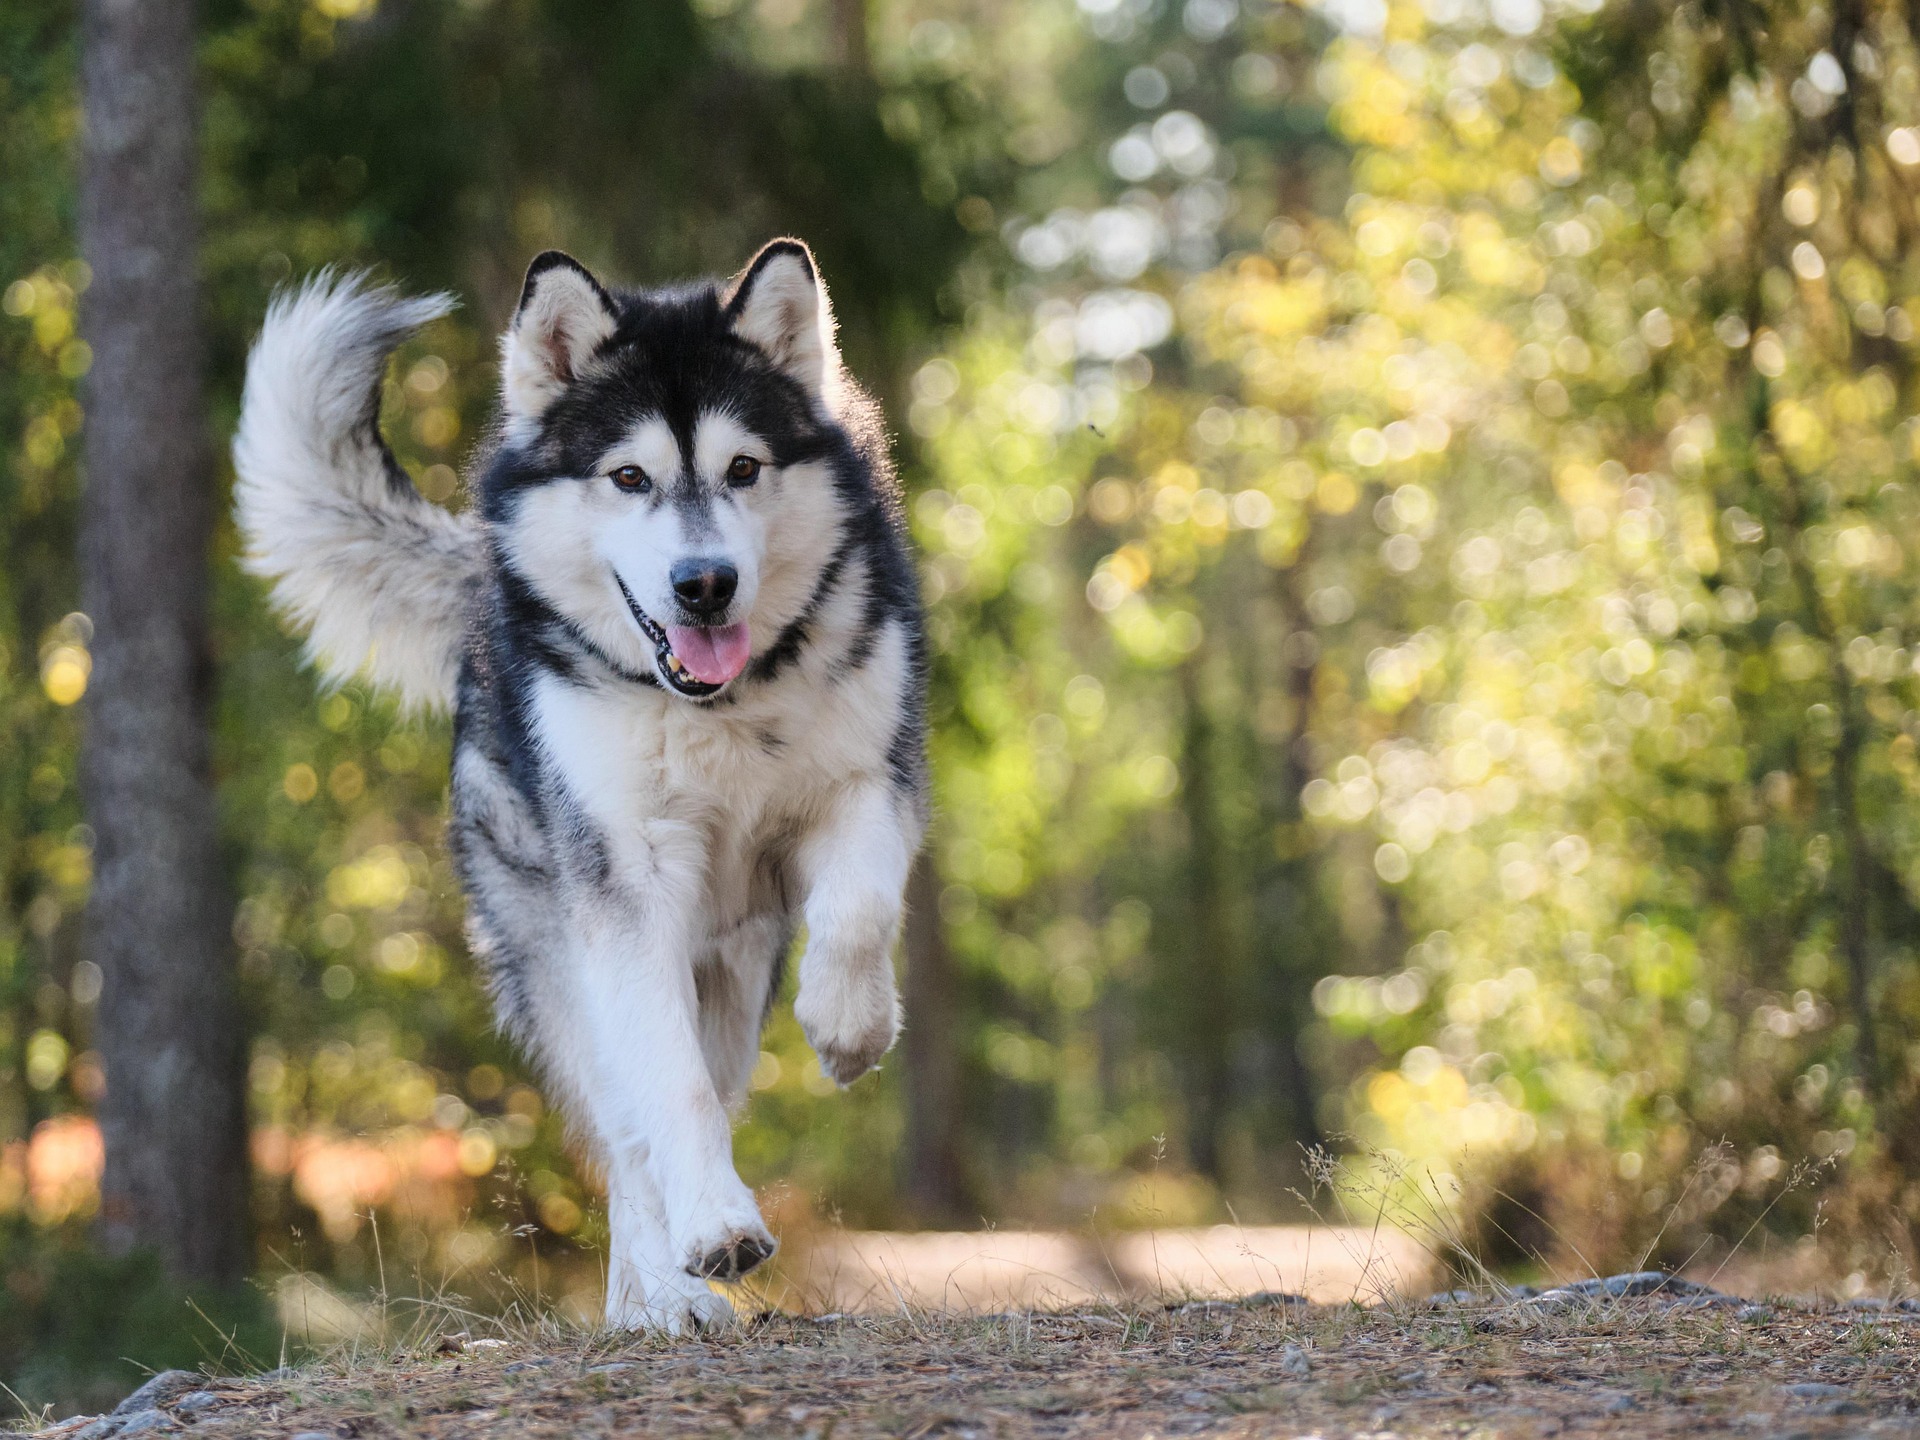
[233,272,483,712]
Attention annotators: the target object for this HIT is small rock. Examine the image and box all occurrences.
[588,1362,634,1375]
[288,1432,336,1440]
[1786,1382,1849,1398]
[1737,1305,1775,1322]
[73,1420,123,1440]
[1280,1344,1311,1378]
[1524,1271,1737,1307]
[1561,1271,1713,1299]
[169,1392,225,1419]
[1427,1288,1482,1306]
[504,1358,554,1375]
[113,1374,202,1417]
[1605,1395,1635,1414]
[465,1337,509,1351]
[111,1413,176,1437]
[1170,1299,1231,1316]
[1243,1290,1308,1308]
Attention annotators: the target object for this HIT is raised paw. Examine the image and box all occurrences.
[794,965,900,1087]
[685,1226,777,1281]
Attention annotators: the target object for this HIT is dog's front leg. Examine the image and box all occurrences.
[604,1161,737,1334]
[573,884,774,1308]
[793,779,919,1085]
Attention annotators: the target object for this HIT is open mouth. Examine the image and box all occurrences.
[614,575,750,698]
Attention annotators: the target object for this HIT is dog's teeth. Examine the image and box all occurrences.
[668,656,683,673]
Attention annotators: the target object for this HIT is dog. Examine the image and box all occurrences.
[233,240,928,1332]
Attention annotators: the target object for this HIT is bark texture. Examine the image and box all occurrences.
[902,851,969,1221]
[78,0,248,1284]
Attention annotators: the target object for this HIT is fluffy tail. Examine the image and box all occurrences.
[233,273,483,712]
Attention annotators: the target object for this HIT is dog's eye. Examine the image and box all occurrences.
[610,465,651,494]
[726,455,762,486]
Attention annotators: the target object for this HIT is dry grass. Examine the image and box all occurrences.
[22,1291,1920,1439]
[22,1147,1919,1436]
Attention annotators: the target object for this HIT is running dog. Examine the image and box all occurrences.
[233,241,928,1332]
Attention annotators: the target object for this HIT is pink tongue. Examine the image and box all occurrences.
[664,623,752,685]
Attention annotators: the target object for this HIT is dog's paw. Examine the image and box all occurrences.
[680,1212,777,1282]
[794,965,900,1086]
[605,1283,736,1336]
[688,1229,777,1281]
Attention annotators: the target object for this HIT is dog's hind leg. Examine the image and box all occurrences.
[698,914,793,1110]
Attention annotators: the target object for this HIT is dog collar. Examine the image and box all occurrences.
[613,573,725,699]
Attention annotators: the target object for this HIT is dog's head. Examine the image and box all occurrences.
[487,239,848,700]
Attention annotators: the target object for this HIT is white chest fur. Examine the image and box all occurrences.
[527,613,911,932]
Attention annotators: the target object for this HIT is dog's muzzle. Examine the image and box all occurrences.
[615,574,726,699]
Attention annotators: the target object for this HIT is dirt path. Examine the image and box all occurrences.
[26,1286,1920,1439]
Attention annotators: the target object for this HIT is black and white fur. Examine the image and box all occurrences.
[233,241,928,1332]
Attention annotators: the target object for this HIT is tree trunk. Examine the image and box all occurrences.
[78,0,248,1285]
[1177,657,1236,1182]
[829,0,870,76]
[901,849,969,1222]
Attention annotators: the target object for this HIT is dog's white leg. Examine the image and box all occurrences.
[792,781,918,1085]
[572,883,774,1288]
[603,1162,736,1334]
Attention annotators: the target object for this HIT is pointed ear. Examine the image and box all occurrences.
[501,251,618,424]
[724,239,840,398]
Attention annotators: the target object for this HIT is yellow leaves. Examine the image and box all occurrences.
[1828,523,1901,576]
[1224,267,1331,340]
[1551,462,1612,514]
[1677,494,1721,576]
[1768,398,1829,467]
[283,763,319,803]
[1366,1059,1467,1125]
[25,1030,69,1091]
[1830,369,1895,425]
[325,845,415,911]
[1537,135,1583,186]
[1316,470,1359,514]
[1458,213,1520,287]
[1107,543,1152,592]
[40,644,88,706]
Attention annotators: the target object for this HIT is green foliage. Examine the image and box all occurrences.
[0,1222,278,1417]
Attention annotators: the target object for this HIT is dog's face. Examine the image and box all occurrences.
[487,241,847,701]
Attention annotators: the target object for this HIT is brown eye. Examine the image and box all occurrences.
[610,465,651,493]
[727,455,762,486]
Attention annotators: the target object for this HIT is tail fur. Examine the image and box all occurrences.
[233,272,482,712]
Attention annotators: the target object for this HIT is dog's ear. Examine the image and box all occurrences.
[501,251,618,425]
[724,239,840,400]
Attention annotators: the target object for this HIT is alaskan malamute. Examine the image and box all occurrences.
[233,241,928,1331]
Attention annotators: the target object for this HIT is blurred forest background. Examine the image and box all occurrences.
[8,0,1920,1411]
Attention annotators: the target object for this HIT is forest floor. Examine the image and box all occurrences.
[21,1278,1920,1440]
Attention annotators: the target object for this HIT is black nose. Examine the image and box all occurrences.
[671,559,738,616]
